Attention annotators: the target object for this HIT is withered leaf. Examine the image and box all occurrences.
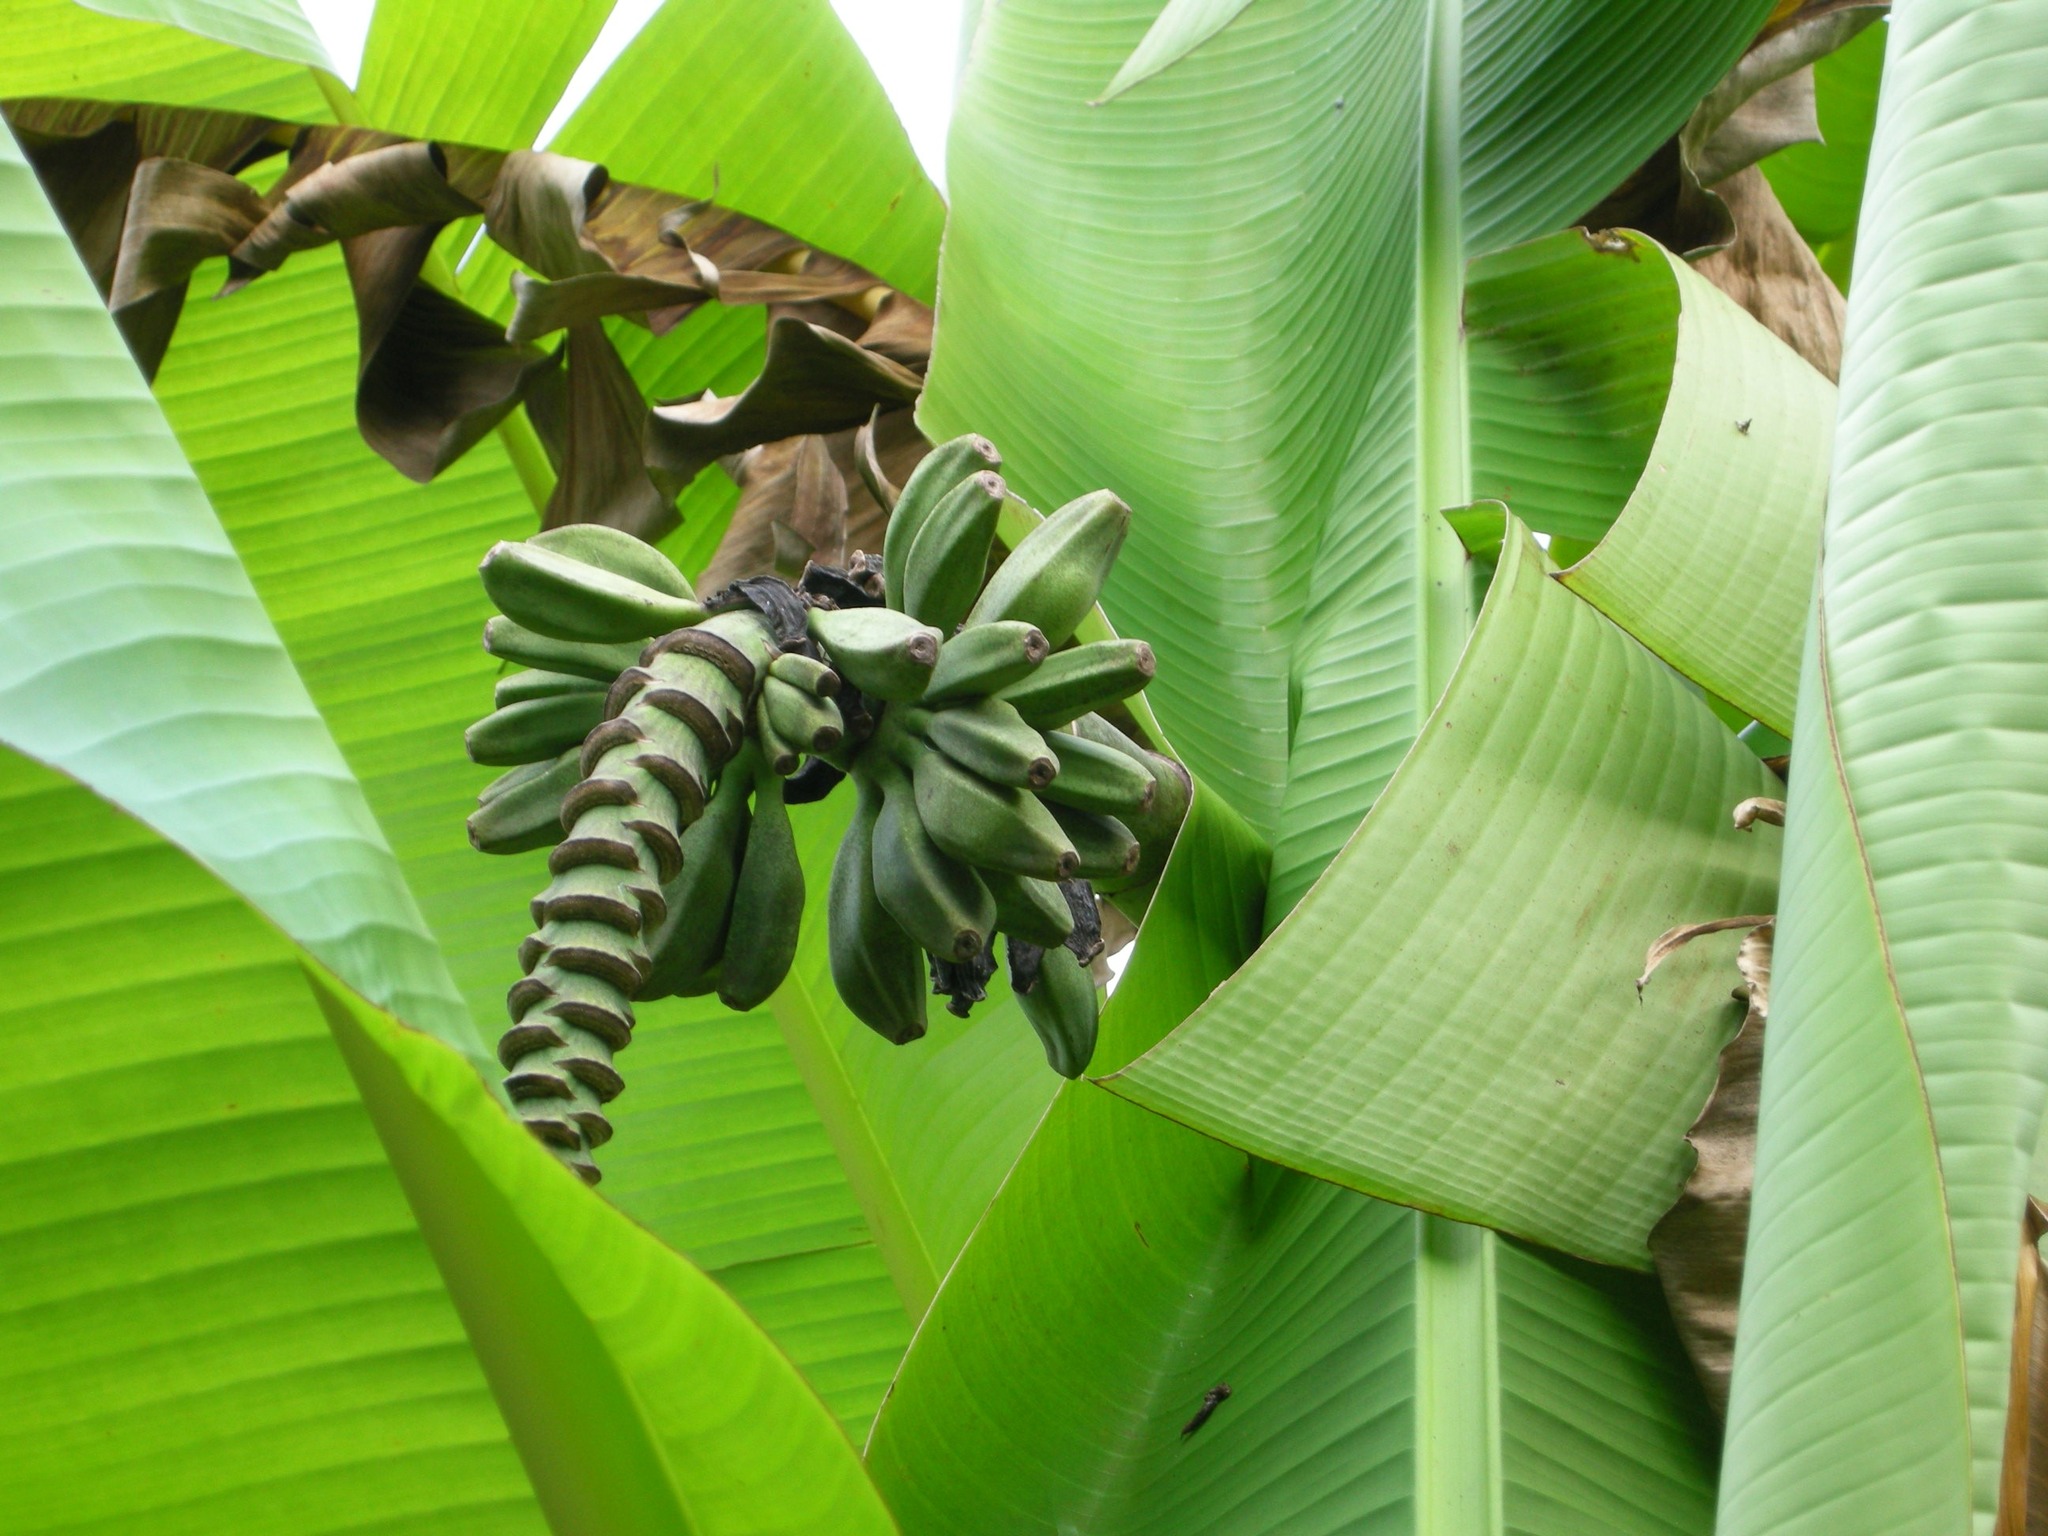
[856,290,937,372]
[108,157,267,378]
[348,223,558,483]
[1648,917,1773,1416]
[646,316,923,492]
[5,97,279,329]
[536,320,672,541]
[1693,166,1848,381]
[1733,796,1787,830]
[1995,1198,2048,1536]
[232,139,482,279]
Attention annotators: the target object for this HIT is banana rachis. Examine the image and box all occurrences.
[463,436,1186,1178]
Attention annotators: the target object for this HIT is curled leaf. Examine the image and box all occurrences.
[645,316,923,492]
[108,157,267,376]
[1733,796,1787,829]
[1636,914,1776,995]
[348,224,558,482]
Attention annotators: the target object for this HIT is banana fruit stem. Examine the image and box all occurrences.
[500,608,776,1180]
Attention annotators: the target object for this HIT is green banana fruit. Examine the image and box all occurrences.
[909,746,1077,881]
[829,776,930,1044]
[495,667,608,709]
[1071,712,1193,891]
[479,539,706,643]
[964,489,1129,647]
[808,605,942,701]
[1015,940,1099,1079]
[768,651,840,698]
[465,691,607,766]
[981,868,1076,948]
[483,615,644,681]
[639,758,752,999]
[922,620,1049,705]
[995,639,1156,729]
[1048,804,1140,884]
[883,433,1001,602]
[763,675,845,755]
[903,470,1006,633]
[718,769,804,1011]
[871,764,996,962]
[754,699,803,777]
[1040,730,1157,816]
[918,697,1056,789]
[468,748,583,853]
[529,523,697,601]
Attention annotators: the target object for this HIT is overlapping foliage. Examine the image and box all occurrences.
[5,2,2045,1534]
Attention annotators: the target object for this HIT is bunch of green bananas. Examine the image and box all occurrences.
[819,437,1187,1080]
[461,441,1188,1181]
[461,524,828,1181]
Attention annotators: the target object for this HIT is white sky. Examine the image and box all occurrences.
[299,0,963,188]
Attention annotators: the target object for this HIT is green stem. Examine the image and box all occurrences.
[308,65,556,519]
[1414,1,1498,1531]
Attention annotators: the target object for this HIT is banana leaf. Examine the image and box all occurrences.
[1717,3,2048,1530]
[1467,226,1835,734]
[0,0,329,116]
[870,786,1721,1534]
[1106,518,1782,1268]
[75,0,330,68]
[920,0,1775,915]
[0,114,894,1534]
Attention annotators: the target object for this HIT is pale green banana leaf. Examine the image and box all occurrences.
[1094,0,1257,102]
[1468,227,1834,733]
[1719,3,2048,1530]
[0,116,894,1534]
[1106,519,1782,1269]
[921,0,1774,916]
[0,0,329,116]
[75,0,329,68]
[870,786,1721,1534]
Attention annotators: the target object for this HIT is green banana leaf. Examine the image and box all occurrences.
[527,0,943,302]
[920,0,1774,916]
[1105,518,1782,1267]
[76,0,330,69]
[1717,3,2048,1530]
[870,785,1721,1533]
[0,115,894,1534]
[1468,227,1834,734]
[355,0,618,147]
[1757,15,1885,286]
[0,0,330,116]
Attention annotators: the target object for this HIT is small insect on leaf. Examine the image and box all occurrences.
[1181,1381,1232,1439]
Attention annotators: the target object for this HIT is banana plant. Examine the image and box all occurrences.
[3,1,2043,1534]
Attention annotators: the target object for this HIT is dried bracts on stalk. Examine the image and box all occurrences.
[462,438,1188,1181]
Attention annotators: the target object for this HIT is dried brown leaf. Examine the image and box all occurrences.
[1636,914,1776,994]
[1996,1198,2048,1536]
[232,139,481,278]
[1648,917,1773,1416]
[645,316,923,492]
[347,223,557,483]
[1732,796,1787,830]
[854,407,900,513]
[107,157,267,377]
[537,321,671,540]
[1693,165,1848,381]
